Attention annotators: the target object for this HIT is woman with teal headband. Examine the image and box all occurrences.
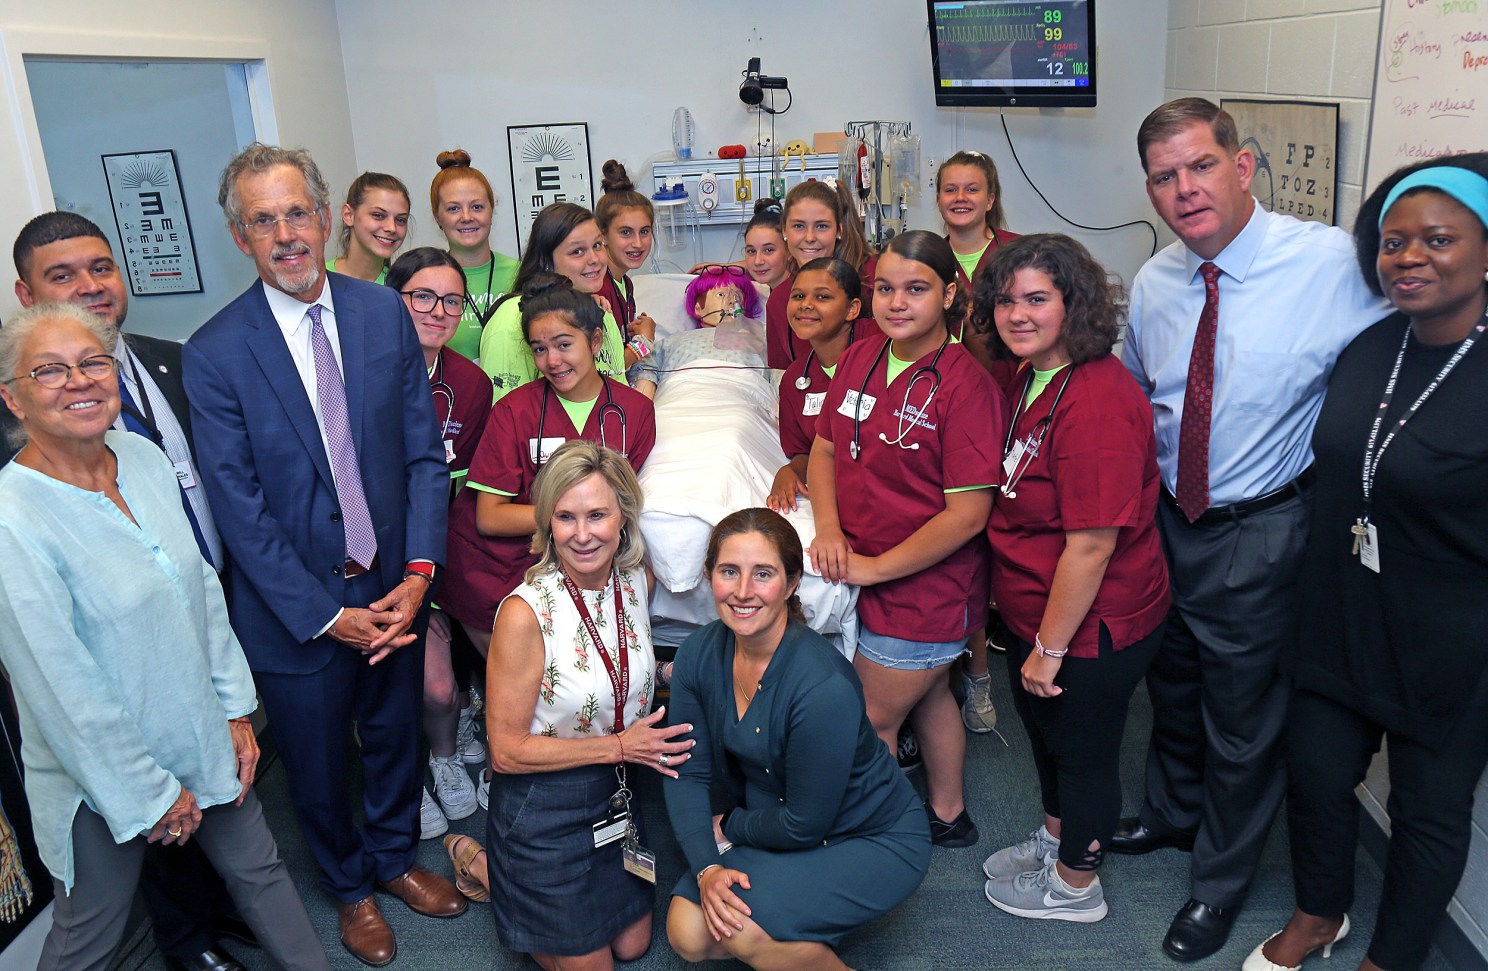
[1245,153,1488,971]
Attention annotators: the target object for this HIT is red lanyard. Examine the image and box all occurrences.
[558,568,631,732]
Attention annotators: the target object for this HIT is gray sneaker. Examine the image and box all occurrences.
[419,786,448,840]
[456,706,487,765]
[960,672,997,734]
[983,825,1060,879]
[985,860,1108,922]
[429,755,478,820]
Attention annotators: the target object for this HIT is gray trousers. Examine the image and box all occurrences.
[1139,489,1310,909]
[39,790,329,971]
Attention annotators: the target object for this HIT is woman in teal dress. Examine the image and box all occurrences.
[665,508,930,970]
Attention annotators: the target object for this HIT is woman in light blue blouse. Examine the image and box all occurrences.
[0,303,327,971]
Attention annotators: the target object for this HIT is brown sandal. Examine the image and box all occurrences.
[443,834,489,902]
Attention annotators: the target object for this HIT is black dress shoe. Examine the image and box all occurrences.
[212,914,260,948]
[163,946,247,971]
[1163,898,1236,962]
[1108,816,1197,855]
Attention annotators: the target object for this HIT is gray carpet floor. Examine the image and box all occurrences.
[118,664,1454,970]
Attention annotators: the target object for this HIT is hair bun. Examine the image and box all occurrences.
[436,149,473,170]
[754,198,782,216]
[601,159,635,194]
[522,272,575,299]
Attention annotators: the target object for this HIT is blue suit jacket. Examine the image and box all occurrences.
[182,273,447,674]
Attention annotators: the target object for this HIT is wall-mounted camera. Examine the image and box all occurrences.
[739,57,791,114]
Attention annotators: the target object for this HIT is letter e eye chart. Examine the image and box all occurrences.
[507,123,594,258]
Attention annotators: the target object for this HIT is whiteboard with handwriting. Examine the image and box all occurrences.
[1364,0,1488,193]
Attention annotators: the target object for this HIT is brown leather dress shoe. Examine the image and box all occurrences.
[338,896,395,967]
[377,864,468,918]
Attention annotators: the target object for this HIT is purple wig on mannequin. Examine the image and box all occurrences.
[684,265,761,324]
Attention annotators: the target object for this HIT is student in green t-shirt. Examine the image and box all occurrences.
[479,202,630,401]
[431,148,519,362]
[328,171,410,286]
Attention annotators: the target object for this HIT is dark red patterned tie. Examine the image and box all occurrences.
[1175,262,1220,523]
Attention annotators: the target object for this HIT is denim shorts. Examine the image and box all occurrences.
[856,628,968,670]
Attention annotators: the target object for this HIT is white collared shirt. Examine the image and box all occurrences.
[1123,202,1394,505]
[262,278,341,478]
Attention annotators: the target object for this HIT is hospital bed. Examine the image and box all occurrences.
[629,273,859,652]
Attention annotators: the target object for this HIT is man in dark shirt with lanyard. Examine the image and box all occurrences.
[11,212,252,971]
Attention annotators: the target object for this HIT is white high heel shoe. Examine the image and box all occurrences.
[1241,914,1350,971]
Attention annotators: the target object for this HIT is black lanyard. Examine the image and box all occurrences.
[120,350,163,445]
[1359,317,1484,521]
[558,567,631,732]
[474,256,499,326]
[610,274,636,328]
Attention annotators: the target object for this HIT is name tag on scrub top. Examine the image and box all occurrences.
[803,392,826,416]
[174,460,197,490]
[1002,440,1027,481]
[528,437,567,466]
[838,390,876,419]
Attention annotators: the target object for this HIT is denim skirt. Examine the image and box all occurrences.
[486,763,652,954]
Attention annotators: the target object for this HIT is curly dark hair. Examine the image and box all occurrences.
[970,233,1123,364]
[1353,151,1488,298]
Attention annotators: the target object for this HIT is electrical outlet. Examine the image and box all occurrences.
[736,178,753,202]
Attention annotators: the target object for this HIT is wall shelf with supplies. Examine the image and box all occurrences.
[650,154,839,226]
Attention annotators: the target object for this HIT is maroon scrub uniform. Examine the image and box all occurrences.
[439,376,655,632]
[817,334,1002,642]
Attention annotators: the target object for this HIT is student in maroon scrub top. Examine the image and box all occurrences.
[768,258,861,514]
[594,160,659,370]
[387,247,495,829]
[973,234,1169,923]
[808,231,1003,849]
[936,150,1025,734]
[744,199,790,291]
[765,180,879,369]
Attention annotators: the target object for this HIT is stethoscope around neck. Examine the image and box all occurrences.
[429,349,455,432]
[1000,363,1075,499]
[849,334,951,461]
[794,320,860,391]
[534,378,627,465]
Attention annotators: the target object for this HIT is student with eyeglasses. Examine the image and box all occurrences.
[385,247,495,838]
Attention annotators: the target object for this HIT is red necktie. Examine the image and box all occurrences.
[1175,262,1220,523]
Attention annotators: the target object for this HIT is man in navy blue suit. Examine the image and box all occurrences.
[183,143,462,967]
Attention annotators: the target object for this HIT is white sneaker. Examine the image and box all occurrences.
[456,706,487,765]
[429,755,478,820]
[419,786,448,840]
[985,860,1107,922]
[960,672,997,734]
[477,768,490,811]
[983,825,1060,879]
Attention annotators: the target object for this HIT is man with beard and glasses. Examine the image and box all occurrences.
[183,143,460,967]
